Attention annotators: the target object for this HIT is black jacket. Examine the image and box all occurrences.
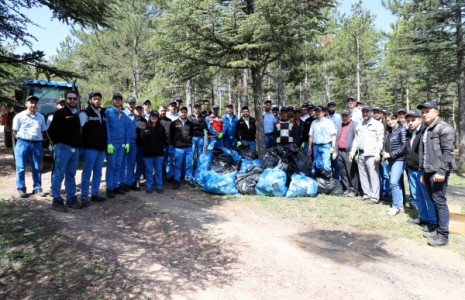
[236,117,256,141]
[48,106,81,148]
[159,116,172,145]
[405,124,424,170]
[81,106,107,151]
[188,113,207,137]
[301,117,315,144]
[142,121,166,157]
[384,125,406,161]
[419,118,455,175]
[170,118,194,148]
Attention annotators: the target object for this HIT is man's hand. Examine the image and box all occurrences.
[382,152,391,159]
[349,154,354,161]
[433,173,445,182]
[124,143,130,153]
[374,153,380,162]
[307,146,312,155]
[330,146,335,154]
[107,144,115,154]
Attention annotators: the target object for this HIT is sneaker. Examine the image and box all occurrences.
[423,223,437,233]
[18,189,28,198]
[52,198,68,213]
[81,197,91,208]
[156,188,164,194]
[114,187,126,195]
[106,189,115,199]
[173,181,181,190]
[66,197,83,209]
[361,195,370,201]
[346,191,356,197]
[427,234,448,247]
[146,188,153,194]
[423,229,437,239]
[33,188,46,197]
[407,218,422,225]
[343,190,350,196]
[129,183,141,191]
[366,198,379,205]
[388,207,401,216]
[91,195,107,202]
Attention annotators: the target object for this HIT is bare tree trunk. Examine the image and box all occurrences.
[324,63,331,103]
[242,68,249,107]
[185,79,192,110]
[355,35,361,103]
[277,59,285,108]
[304,60,309,101]
[252,67,265,156]
[405,83,410,111]
[456,0,465,171]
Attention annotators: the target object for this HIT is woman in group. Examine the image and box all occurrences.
[142,110,166,194]
[382,112,407,215]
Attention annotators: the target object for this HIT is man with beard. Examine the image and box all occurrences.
[263,100,275,149]
[80,92,107,205]
[188,102,207,168]
[301,104,316,156]
[373,105,390,201]
[48,91,82,211]
[158,105,174,182]
[345,96,363,124]
[222,104,239,148]
[170,106,194,189]
[206,104,224,149]
[236,106,257,150]
[326,101,342,180]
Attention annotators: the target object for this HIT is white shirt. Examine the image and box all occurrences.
[12,110,46,141]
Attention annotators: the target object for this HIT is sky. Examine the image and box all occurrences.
[13,0,397,59]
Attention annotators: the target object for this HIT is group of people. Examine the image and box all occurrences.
[12,92,455,247]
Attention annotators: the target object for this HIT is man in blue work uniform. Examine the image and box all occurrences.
[48,91,82,212]
[263,100,275,149]
[308,105,337,179]
[12,95,47,198]
[170,106,194,189]
[79,92,107,205]
[105,93,129,198]
[222,104,238,148]
[121,96,140,191]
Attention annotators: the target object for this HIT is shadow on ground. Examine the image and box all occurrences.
[293,230,393,266]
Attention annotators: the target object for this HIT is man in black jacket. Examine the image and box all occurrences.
[79,92,107,206]
[48,90,82,212]
[170,106,194,189]
[188,102,207,168]
[236,106,256,150]
[418,101,455,247]
[159,105,174,181]
[405,110,437,230]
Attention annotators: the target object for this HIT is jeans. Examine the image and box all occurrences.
[121,141,137,185]
[223,136,235,148]
[192,136,204,164]
[265,134,274,149]
[14,139,43,191]
[407,169,437,224]
[164,145,175,179]
[174,147,193,182]
[242,140,256,151]
[134,145,145,183]
[106,142,125,190]
[379,159,390,197]
[312,143,331,177]
[423,172,450,238]
[143,156,164,189]
[388,160,405,209]
[51,143,79,200]
[80,148,105,198]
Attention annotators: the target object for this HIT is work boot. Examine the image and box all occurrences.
[129,183,141,191]
[52,198,68,213]
[106,189,115,199]
[146,188,153,194]
[81,197,91,208]
[33,188,46,197]
[66,196,83,209]
[423,228,437,239]
[91,194,107,202]
[173,181,181,190]
[156,188,164,194]
[427,234,448,247]
[119,184,130,192]
[18,188,28,198]
[114,187,126,195]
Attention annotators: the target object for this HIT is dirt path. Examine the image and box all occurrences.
[1,126,465,299]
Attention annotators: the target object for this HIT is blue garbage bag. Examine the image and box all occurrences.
[285,173,318,198]
[194,151,213,186]
[217,147,241,162]
[255,166,288,197]
[239,159,263,173]
[203,171,238,195]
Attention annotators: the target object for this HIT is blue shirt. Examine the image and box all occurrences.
[105,106,128,144]
[222,113,238,139]
[263,112,275,134]
[358,118,373,151]
[123,108,138,142]
[309,117,336,144]
[12,110,46,141]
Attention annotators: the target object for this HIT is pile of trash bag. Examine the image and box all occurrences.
[239,159,263,173]
[285,173,318,198]
[233,145,259,160]
[210,147,241,174]
[316,177,344,196]
[235,166,263,195]
[202,171,238,195]
[262,145,312,177]
[255,165,288,197]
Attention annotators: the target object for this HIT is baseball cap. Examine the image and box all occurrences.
[126,96,136,104]
[169,100,177,106]
[150,110,159,117]
[372,106,382,112]
[212,104,220,109]
[226,103,233,108]
[327,101,336,106]
[405,110,420,118]
[143,99,151,105]
[174,96,182,101]
[194,102,201,107]
[56,97,66,104]
[179,106,188,111]
[25,95,39,102]
[135,103,143,108]
[314,105,324,112]
[347,96,355,101]
[88,92,102,100]
[356,100,363,105]
[417,101,438,110]
[396,108,407,114]
[112,92,123,100]
[341,109,352,116]
[361,104,373,111]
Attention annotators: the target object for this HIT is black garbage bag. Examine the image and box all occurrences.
[287,149,312,177]
[235,166,263,195]
[262,147,281,169]
[232,145,259,160]
[316,177,344,196]
[210,149,238,173]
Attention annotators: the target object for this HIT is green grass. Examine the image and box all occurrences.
[232,193,465,257]
[449,172,465,186]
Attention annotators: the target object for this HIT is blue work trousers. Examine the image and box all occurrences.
[14,139,43,191]
[51,143,79,200]
[265,134,274,149]
[388,160,405,209]
[80,148,105,198]
[407,169,437,224]
[121,141,137,185]
[242,140,256,151]
[106,143,125,190]
[192,136,204,160]
[134,145,145,183]
[174,147,193,182]
[144,156,164,189]
[312,143,331,176]
[164,145,175,179]
[207,137,223,150]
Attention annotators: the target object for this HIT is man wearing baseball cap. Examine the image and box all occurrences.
[345,96,363,124]
[121,96,141,192]
[104,93,130,198]
[167,99,179,121]
[79,92,107,205]
[206,104,224,149]
[12,95,47,198]
[142,100,151,120]
[417,101,455,247]
[188,102,207,168]
[222,104,238,148]
[46,98,66,130]
[263,100,275,149]
[337,109,359,197]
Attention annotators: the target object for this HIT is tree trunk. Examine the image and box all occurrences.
[251,67,265,156]
[405,83,410,111]
[185,79,192,110]
[355,35,361,103]
[304,60,309,102]
[456,0,465,171]
[324,63,331,103]
[277,59,285,108]
[241,68,249,108]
